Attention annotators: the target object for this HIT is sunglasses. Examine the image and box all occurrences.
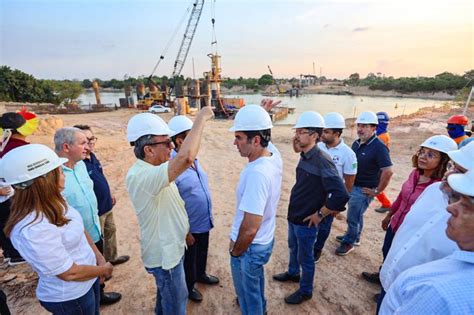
[148,139,173,148]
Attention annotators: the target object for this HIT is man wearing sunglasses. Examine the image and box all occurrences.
[379,141,474,311]
[380,169,474,314]
[126,107,214,315]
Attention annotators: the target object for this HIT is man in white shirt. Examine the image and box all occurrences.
[380,169,474,314]
[314,112,357,263]
[126,108,214,315]
[378,141,474,311]
[228,105,283,315]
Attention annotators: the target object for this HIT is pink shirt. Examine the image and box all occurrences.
[390,169,440,232]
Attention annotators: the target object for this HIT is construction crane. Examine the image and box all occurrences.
[138,0,205,109]
[172,0,205,79]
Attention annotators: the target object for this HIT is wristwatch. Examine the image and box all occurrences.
[317,209,324,219]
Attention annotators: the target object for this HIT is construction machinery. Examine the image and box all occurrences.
[266,65,287,95]
[136,0,205,110]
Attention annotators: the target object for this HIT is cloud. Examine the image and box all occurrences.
[353,27,369,32]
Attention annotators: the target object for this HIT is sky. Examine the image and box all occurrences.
[1,0,472,80]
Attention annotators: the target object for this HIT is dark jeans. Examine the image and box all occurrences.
[376,225,395,314]
[40,279,100,315]
[0,199,22,259]
[313,215,334,252]
[288,222,318,295]
[184,231,209,292]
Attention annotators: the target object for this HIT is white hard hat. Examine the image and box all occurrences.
[127,113,173,143]
[447,141,474,171]
[0,144,68,186]
[168,115,193,137]
[420,135,458,154]
[324,112,346,129]
[447,169,474,197]
[355,111,378,125]
[229,105,273,132]
[294,111,325,129]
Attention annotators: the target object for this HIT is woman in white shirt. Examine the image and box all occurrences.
[1,144,113,315]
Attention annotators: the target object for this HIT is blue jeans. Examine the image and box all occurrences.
[40,279,100,315]
[231,240,274,315]
[313,215,334,252]
[146,257,188,315]
[343,186,374,245]
[288,222,318,295]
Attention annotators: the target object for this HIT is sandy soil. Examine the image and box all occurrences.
[2,104,472,314]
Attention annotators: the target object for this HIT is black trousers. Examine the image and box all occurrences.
[184,232,210,292]
[94,239,106,297]
[0,200,21,260]
[0,290,11,315]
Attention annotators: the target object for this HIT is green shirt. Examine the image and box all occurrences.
[62,161,101,243]
[126,160,189,270]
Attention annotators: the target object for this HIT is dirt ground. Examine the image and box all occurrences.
[2,104,472,314]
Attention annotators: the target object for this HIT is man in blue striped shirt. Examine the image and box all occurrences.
[380,170,474,314]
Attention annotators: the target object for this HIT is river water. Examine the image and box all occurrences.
[78,91,450,125]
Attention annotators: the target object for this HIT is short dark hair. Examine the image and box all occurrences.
[133,135,157,159]
[243,129,271,147]
[306,127,323,138]
[171,131,188,148]
[0,113,26,134]
[73,124,91,131]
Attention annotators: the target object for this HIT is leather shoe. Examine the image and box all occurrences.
[284,290,312,304]
[188,288,203,302]
[272,271,300,283]
[361,271,381,285]
[100,292,122,305]
[109,255,130,266]
[197,274,219,285]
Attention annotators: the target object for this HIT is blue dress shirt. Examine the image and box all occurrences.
[171,150,213,234]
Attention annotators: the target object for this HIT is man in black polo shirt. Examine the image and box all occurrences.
[335,111,393,256]
[273,111,349,305]
[75,125,130,266]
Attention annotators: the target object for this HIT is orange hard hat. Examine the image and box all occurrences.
[447,115,468,126]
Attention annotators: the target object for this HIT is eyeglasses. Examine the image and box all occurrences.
[147,139,173,148]
[87,136,98,144]
[417,149,440,160]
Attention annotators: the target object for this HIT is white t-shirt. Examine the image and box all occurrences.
[230,142,283,245]
[380,182,458,291]
[11,206,96,302]
[318,139,357,179]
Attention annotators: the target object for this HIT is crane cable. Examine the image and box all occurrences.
[211,0,218,53]
[149,2,194,78]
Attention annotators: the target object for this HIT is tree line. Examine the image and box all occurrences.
[0,66,83,105]
[1,66,472,105]
[345,70,473,94]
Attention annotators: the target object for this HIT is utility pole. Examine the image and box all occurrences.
[313,62,316,76]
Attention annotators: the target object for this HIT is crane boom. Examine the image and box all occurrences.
[172,0,205,79]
